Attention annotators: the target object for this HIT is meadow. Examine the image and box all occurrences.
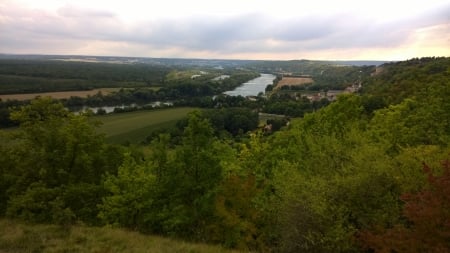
[96,107,196,144]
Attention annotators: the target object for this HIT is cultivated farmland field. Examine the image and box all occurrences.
[276,76,314,89]
[96,107,196,144]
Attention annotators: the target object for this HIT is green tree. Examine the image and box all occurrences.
[359,161,450,253]
[99,153,156,230]
[212,174,263,250]
[160,111,224,238]
[149,133,171,181]
[3,97,122,224]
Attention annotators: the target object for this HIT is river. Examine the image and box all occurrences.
[76,74,275,113]
[223,73,276,97]
[76,101,173,114]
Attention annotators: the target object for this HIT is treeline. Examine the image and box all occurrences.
[144,107,261,145]
[361,56,450,104]
[310,64,373,90]
[63,70,258,109]
[263,93,330,117]
[0,69,260,127]
[0,59,260,95]
[0,59,171,94]
[250,60,375,90]
[60,70,258,106]
[0,57,449,252]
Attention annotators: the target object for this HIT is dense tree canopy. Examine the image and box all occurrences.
[0,98,124,224]
[359,161,450,253]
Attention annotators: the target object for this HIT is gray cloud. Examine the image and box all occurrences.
[0,2,448,58]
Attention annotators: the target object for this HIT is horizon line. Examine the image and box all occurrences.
[0,52,401,63]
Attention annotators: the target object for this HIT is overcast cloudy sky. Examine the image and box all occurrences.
[0,0,449,60]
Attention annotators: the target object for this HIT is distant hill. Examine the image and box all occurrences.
[0,54,258,68]
[361,57,450,104]
[0,54,387,68]
[330,60,389,66]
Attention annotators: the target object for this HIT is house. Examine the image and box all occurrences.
[326,90,344,101]
[345,82,362,93]
[306,92,326,102]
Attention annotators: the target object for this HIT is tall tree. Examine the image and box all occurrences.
[99,153,156,230]
[359,161,450,253]
[161,111,224,238]
[3,97,122,224]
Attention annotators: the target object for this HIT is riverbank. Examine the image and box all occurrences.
[223,73,275,97]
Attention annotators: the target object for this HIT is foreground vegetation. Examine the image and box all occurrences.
[0,57,448,252]
[0,219,242,253]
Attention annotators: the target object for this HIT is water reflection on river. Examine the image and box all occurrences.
[224,73,276,97]
[75,74,274,114]
[78,101,173,114]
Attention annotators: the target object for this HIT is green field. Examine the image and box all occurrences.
[96,107,196,144]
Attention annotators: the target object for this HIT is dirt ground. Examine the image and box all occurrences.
[276,77,314,89]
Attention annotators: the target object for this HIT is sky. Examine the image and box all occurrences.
[0,0,449,60]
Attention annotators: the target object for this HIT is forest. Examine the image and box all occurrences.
[0,57,449,252]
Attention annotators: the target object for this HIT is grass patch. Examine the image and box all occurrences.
[165,70,199,81]
[96,107,196,144]
[0,219,244,253]
[105,119,180,144]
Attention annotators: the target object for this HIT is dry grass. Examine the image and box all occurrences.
[0,88,120,101]
[0,219,246,253]
[276,77,313,89]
